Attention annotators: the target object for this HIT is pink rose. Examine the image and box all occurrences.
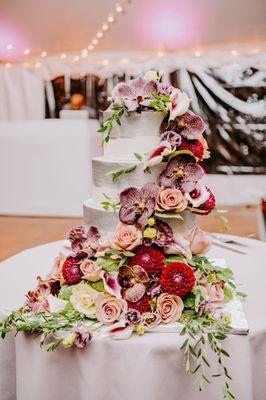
[156,293,184,324]
[95,294,128,325]
[80,259,102,282]
[205,282,224,307]
[156,188,188,213]
[188,226,212,255]
[109,222,142,251]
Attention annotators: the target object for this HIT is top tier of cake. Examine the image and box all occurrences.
[103,110,165,160]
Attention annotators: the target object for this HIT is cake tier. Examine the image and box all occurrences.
[91,156,166,203]
[103,110,164,160]
[83,198,196,236]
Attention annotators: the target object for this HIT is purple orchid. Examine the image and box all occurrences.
[67,225,100,256]
[146,277,162,298]
[125,309,141,325]
[25,277,51,312]
[118,265,149,303]
[119,183,159,228]
[161,130,182,147]
[159,155,205,193]
[144,220,174,248]
[74,326,93,349]
[111,77,158,111]
[167,110,206,140]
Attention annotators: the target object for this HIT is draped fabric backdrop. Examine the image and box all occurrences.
[45,64,266,174]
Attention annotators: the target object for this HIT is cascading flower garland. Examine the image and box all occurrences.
[0,72,242,400]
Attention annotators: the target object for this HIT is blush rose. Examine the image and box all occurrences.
[95,294,128,325]
[156,188,188,213]
[156,293,184,323]
[109,222,142,251]
[80,259,102,282]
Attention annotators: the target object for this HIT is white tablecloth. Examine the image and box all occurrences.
[0,237,266,400]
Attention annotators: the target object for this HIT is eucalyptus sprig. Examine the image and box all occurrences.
[213,207,230,233]
[101,193,120,212]
[106,164,137,183]
[150,92,172,113]
[98,104,126,144]
[180,315,235,399]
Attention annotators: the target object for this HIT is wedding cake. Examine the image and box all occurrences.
[1,71,246,399]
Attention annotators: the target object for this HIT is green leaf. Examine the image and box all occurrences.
[154,212,184,220]
[183,293,196,308]
[134,152,143,161]
[168,149,196,160]
[97,256,119,272]
[58,285,73,301]
[89,280,105,292]
[165,255,186,265]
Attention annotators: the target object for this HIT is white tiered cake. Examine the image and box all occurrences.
[83,111,196,236]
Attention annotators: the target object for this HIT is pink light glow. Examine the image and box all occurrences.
[137,0,204,50]
[0,20,28,60]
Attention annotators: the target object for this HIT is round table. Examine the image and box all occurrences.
[0,237,266,400]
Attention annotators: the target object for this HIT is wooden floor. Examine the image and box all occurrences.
[0,205,264,262]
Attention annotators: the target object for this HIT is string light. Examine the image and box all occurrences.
[5,63,11,69]
[81,49,88,58]
[73,55,80,62]
[92,39,98,45]
[231,50,239,56]
[107,14,115,22]
[35,62,41,68]
[97,32,104,39]
[194,51,202,57]
[102,59,109,66]
[102,23,109,31]
[88,45,94,51]
[116,3,123,13]
[24,48,30,55]
[157,51,164,57]
[6,44,13,50]
[41,51,47,57]
[60,53,67,59]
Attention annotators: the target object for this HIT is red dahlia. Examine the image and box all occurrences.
[129,246,165,276]
[178,139,204,161]
[194,187,216,215]
[160,262,195,297]
[62,257,83,285]
[127,295,152,314]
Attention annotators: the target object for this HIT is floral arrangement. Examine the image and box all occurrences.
[1,72,242,399]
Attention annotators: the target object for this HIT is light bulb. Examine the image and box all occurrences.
[5,62,11,68]
[41,51,47,57]
[107,14,115,22]
[88,45,94,51]
[231,50,239,56]
[102,59,109,66]
[92,39,98,45]
[102,23,109,31]
[73,56,80,62]
[157,51,164,57]
[116,4,123,13]
[24,48,30,55]
[97,32,103,39]
[60,53,67,59]
[194,51,202,57]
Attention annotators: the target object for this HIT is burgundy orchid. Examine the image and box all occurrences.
[125,309,142,325]
[111,77,158,111]
[159,155,205,193]
[67,225,100,256]
[74,327,93,349]
[144,220,174,248]
[167,111,206,140]
[118,265,149,303]
[25,277,51,312]
[119,183,159,228]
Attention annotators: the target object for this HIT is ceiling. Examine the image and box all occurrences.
[0,0,265,60]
